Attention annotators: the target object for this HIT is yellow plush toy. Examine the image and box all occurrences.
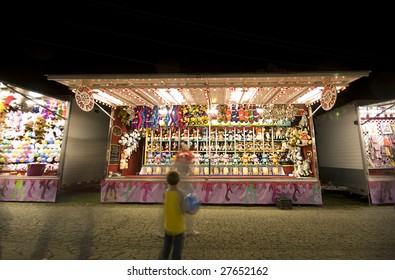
[119,152,128,170]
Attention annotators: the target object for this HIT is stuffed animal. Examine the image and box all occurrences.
[225,105,232,123]
[147,153,154,164]
[213,153,219,165]
[270,153,280,165]
[238,105,245,123]
[203,153,210,165]
[231,104,238,123]
[216,104,227,123]
[232,153,240,165]
[251,153,259,165]
[261,153,270,165]
[223,153,229,165]
[242,153,249,165]
[256,128,263,141]
[193,153,201,165]
[119,152,128,170]
[297,126,312,146]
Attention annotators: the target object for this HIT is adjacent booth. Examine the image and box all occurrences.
[0,81,69,202]
[316,99,395,205]
[48,72,369,205]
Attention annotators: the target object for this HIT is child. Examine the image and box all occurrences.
[159,170,186,260]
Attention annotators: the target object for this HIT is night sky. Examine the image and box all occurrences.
[1,1,395,95]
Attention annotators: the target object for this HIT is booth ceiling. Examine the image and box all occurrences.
[48,72,369,108]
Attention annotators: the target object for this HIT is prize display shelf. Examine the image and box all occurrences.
[141,123,309,177]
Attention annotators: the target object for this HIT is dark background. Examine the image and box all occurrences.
[1,1,395,99]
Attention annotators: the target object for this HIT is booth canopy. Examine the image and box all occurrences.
[48,72,369,108]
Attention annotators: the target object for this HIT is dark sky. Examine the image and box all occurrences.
[2,1,395,78]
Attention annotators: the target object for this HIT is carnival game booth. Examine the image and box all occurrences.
[48,72,368,205]
[0,81,69,202]
[316,99,395,205]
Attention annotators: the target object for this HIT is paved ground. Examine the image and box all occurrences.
[0,189,394,260]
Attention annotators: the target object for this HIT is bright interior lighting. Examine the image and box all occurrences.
[207,105,218,115]
[158,107,169,116]
[28,91,43,98]
[155,89,185,104]
[296,87,323,104]
[229,88,258,104]
[93,90,124,106]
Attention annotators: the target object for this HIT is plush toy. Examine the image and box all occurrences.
[223,153,229,165]
[248,105,254,124]
[244,104,249,123]
[232,153,240,165]
[251,153,259,165]
[298,110,309,128]
[193,153,202,165]
[261,153,270,165]
[270,153,280,165]
[119,152,128,170]
[231,104,238,123]
[213,153,219,165]
[34,115,50,143]
[242,153,249,165]
[218,129,225,141]
[253,105,259,122]
[181,129,188,140]
[256,128,263,141]
[154,153,162,164]
[118,130,141,159]
[225,129,234,141]
[297,126,312,146]
[301,158,313,176]
[235,129,243,141]
[147,153,154,164]
[246,129,253,141]
[238,105,245,123]
[203,153,210,165]
[275,127,284,140]
[225,105,232,123]
[216,104,227,123]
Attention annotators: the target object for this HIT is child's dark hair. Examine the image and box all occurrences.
[166,170,180,186]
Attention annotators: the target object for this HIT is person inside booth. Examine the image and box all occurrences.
[174,141,194,175]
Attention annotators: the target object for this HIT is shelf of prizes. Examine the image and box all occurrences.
[101,104,322,205]
[0,83,67,202]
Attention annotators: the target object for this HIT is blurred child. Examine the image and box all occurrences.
[159,170,186,260]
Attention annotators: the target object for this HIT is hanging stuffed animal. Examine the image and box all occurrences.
[231,104,238,123]
[119,152,128,170]
[225,105,232,123]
